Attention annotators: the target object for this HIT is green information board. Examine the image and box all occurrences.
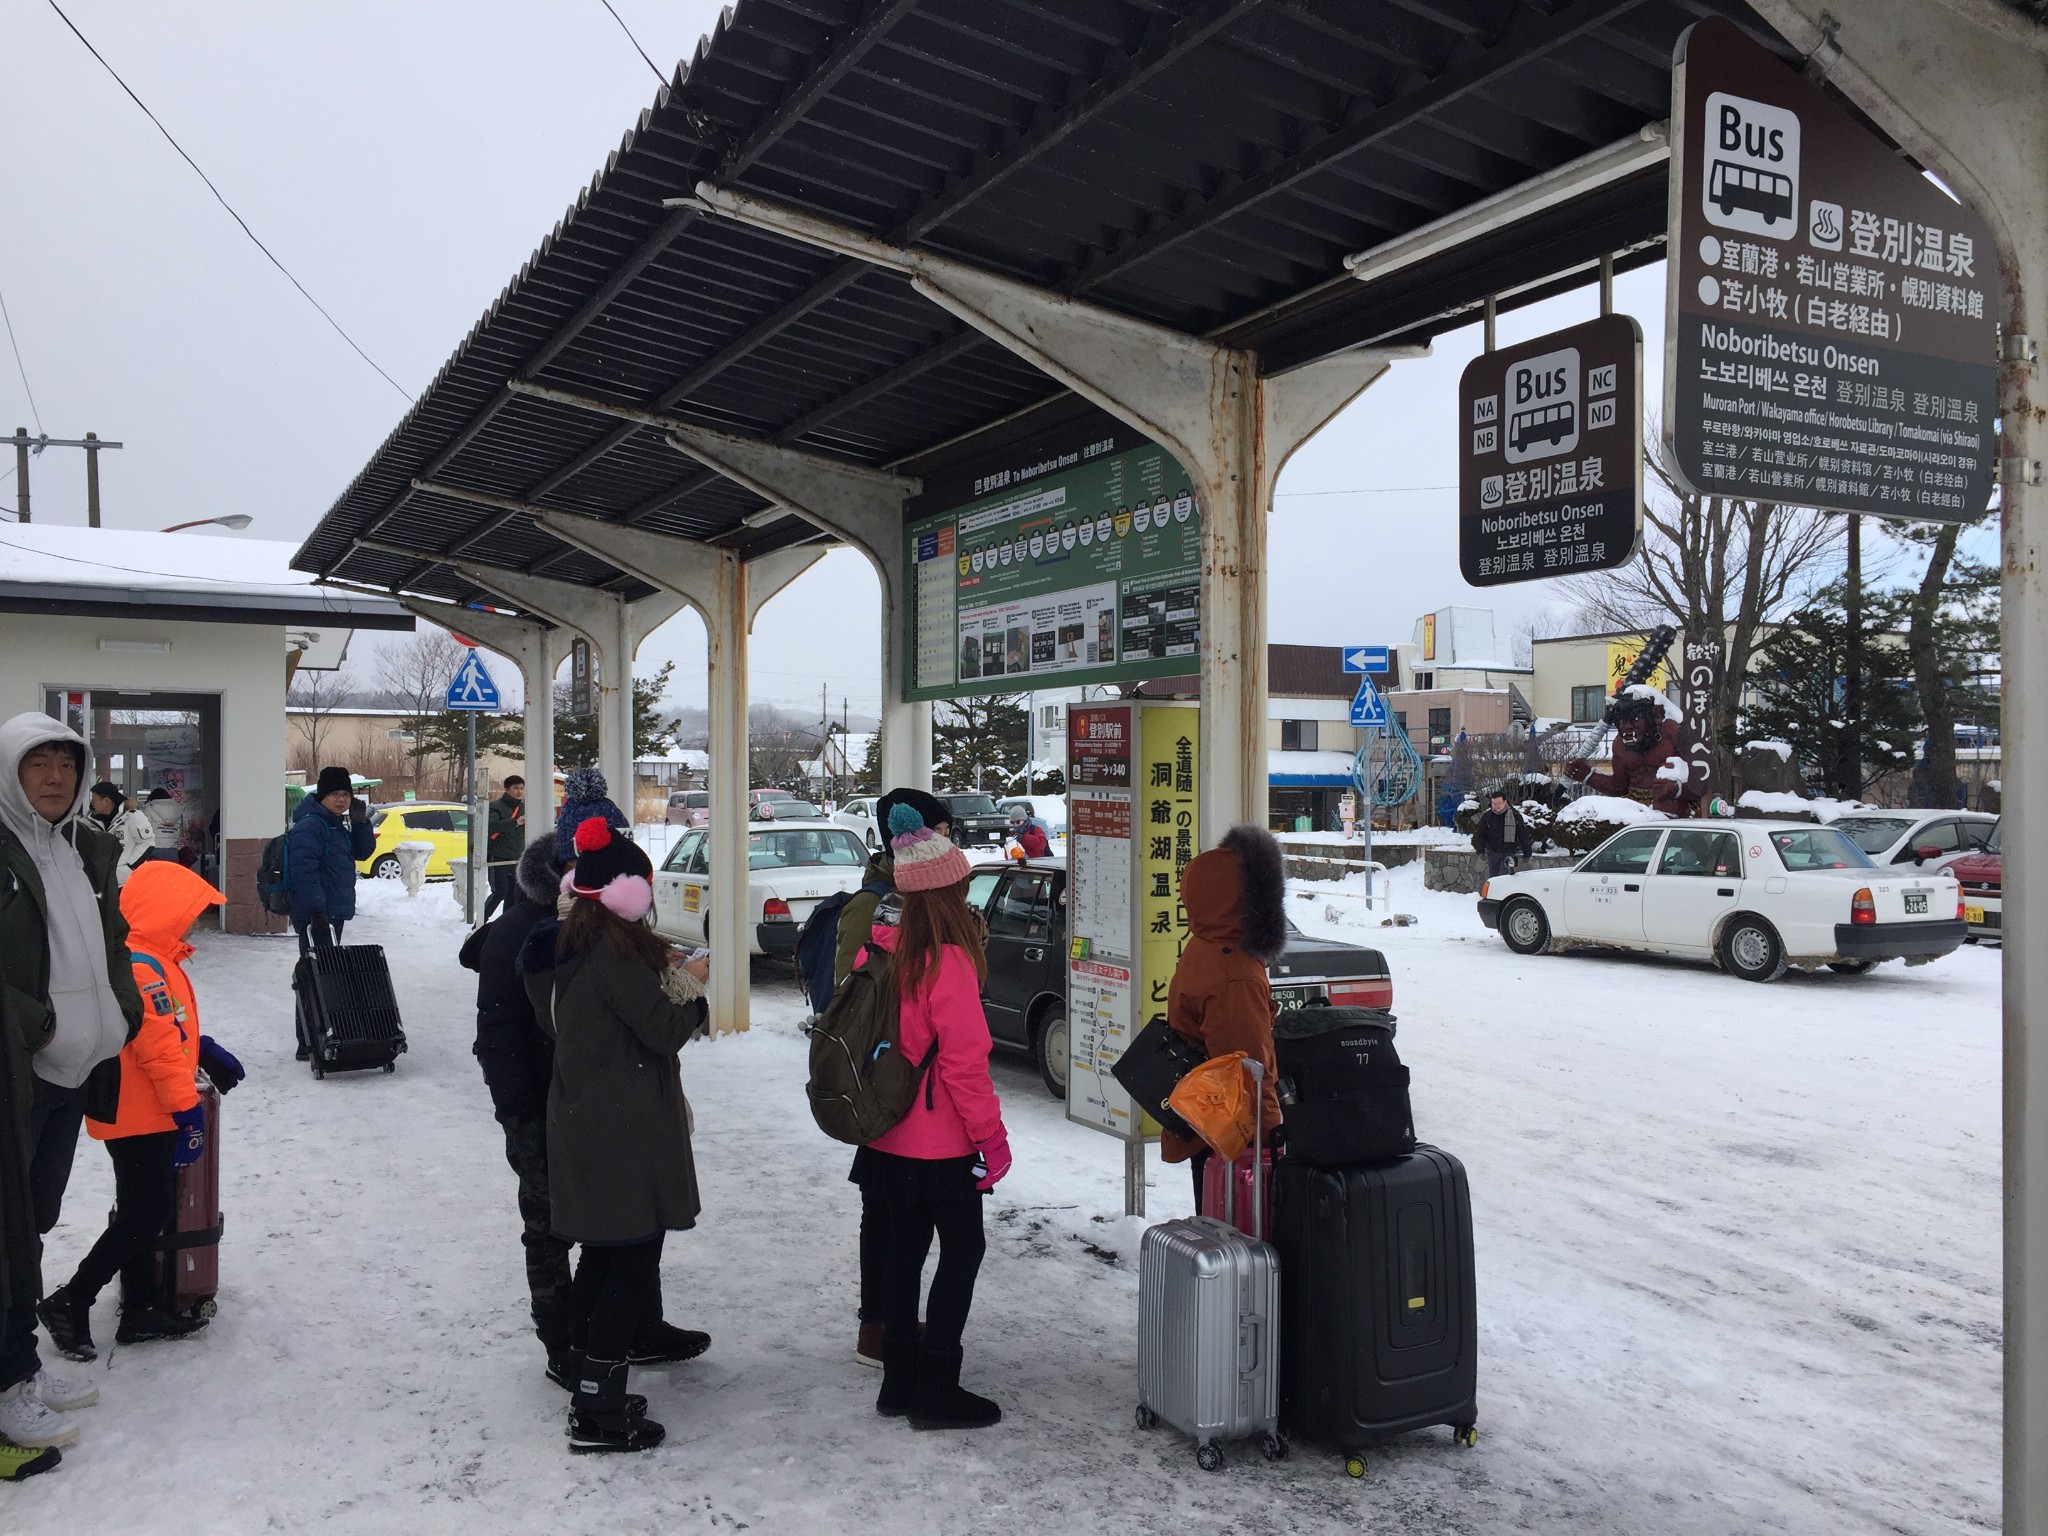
[905,415,1199,702]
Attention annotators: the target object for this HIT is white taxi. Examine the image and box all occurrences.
[652,821,873,957]
[1476,818,1966,981]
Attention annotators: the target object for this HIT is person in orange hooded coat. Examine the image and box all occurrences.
[1160,824,1288,1203]
[36,863,240,1361]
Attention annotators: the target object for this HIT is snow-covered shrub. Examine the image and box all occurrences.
[1552,794,1668,854]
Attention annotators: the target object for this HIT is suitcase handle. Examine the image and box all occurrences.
[1221,1059,1267,1235]
[1240,1313,1265,1377]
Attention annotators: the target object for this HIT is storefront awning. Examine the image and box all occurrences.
[1268,750,1356,789]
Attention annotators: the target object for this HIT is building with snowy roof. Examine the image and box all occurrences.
[0,524,411,931]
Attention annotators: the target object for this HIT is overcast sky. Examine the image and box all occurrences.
[3,1,1987,716]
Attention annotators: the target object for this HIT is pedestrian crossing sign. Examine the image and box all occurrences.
[445,649,501,711]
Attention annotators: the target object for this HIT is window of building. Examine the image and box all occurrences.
[1412,671,1434,691]
[1392,711,1407,733]
[1571,685,1606,723]
[1427,707,1451,751]
[1281,719,1319,751]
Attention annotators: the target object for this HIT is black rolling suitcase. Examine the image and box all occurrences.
[293,945,407,1078]
[1271,1147,1478,1477]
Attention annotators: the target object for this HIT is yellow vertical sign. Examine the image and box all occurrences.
[1606,636,1670,692]
[1137,704,1200,1069]
[1422,612,1437,661]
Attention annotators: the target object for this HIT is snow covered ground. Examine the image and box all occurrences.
[13,857,2000,1534]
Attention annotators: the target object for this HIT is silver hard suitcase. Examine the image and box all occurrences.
[1136,1059,1287,1470]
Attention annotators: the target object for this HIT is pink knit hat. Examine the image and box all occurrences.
[888,801,973,892]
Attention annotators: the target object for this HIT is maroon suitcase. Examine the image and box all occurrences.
[1198,1147,1275,1241]
[157,1080,223,1318]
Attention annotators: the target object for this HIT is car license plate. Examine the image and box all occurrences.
[1270,985,1317,1011]
[1905,891,1929,915]
[1965,905,1985,925]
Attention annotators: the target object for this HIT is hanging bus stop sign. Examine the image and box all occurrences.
[1666,18,1997,523]
[1458,313,1643,587]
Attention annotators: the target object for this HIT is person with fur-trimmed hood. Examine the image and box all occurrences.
[460,837,711,1399]
[519,818,709,1455]
[1159,824,1288,1201]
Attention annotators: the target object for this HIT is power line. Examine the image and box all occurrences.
[43,1,413,404]
[0,283,43,434]
[597,0,668,85]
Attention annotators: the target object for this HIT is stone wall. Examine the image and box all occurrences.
[1281,837,1426,883]
[1423,846,1575,894]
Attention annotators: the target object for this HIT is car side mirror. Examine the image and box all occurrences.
[1915,845,1941,863]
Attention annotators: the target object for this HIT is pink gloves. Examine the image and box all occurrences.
[974,1127,1013,1193]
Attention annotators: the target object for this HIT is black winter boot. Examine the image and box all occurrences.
[549,1349,647,1415]
[626,1317,710,1365]
[115,1304,207,1346]
[37,1285,96,1363]
[875,1334,918,1417]
[566,1356,664,1454]
[907,1343,1001,1431]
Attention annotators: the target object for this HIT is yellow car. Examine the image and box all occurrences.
[357,802,475,880]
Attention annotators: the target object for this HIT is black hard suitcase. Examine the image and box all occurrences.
[293,945,407,1078]
[1270,1148,1478,1476]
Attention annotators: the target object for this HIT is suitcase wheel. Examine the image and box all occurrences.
[194,1299,218,1321]
[1134,1404,1157,1432]
[1454,1424,1478,1449]
[1345,1455,1367,1480]
[383,1061,396,1074]
[1261,1433,1288,1462]
[1195,1443,1224,1472]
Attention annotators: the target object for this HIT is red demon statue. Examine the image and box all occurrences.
[1565,686,1707,818]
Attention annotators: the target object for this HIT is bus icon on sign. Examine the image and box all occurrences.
[1702,91,1800,239]
[1503,345,1581,464]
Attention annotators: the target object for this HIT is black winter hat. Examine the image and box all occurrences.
[565,816,652,893]
[315,766,354,798]
[877,786,949,835]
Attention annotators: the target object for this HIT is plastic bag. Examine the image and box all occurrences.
[1165,1050,1256,1162]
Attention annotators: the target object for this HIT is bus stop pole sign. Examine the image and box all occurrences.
[1665,18,1998,522]
[1457,313,1644,587]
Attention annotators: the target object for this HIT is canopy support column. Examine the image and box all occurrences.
[1745,3,2047,1525]
[534,511,819,1036]
[659,422,931,791]
[401,599,563,838]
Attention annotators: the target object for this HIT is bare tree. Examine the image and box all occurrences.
[377,628,469,794]
[1511,609,1577,667]
[287,668,345,775]
[1564,426,1839,781]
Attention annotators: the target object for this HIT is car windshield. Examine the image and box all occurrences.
[944,794,998,816]
[1832,815,1915,853]
[778,802,824,819]
[1769,828,1877,870]
[680,792,708,807]
[745,828,869,868]
[1987,825,2001,854]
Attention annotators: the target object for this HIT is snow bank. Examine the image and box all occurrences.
[1556,794,1668,826]
[1745,739,1794,761]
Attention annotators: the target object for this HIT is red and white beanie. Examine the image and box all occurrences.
[888,801,973,892]
[565,817,654,921]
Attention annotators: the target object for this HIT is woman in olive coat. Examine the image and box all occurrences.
[521,817,707,1455]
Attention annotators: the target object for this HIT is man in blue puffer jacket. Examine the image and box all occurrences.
[286,766,376,956]
[553,767,630,864]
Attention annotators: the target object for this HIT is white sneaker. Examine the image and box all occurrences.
[0,1381,79,1449]
[33,1364,98,1412]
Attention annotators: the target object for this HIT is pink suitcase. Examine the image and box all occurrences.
[1199,1147,1275,1241]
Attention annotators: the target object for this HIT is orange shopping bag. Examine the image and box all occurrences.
[1165,1051,1256,1162]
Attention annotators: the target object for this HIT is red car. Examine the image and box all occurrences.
[1951,822,2001,944]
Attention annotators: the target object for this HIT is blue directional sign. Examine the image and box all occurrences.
[1348,678,1389,729]
[1342,646,1391,674]
[445,648,501,711]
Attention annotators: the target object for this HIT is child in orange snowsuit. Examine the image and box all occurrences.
[36,862,242,1360]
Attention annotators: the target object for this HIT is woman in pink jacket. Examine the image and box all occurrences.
[861,802,1010,1431]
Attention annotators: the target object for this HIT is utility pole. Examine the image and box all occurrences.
[8,430,124,525]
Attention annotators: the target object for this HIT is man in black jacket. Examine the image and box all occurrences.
[481,776,525,921]
[459,838,705,1388]
[1472,789,1531,878]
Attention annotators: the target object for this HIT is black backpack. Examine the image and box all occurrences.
[258,833,292,916]
[795,877,891,1013]
[1272,1006,1414,1165]
[802,944,937,1145]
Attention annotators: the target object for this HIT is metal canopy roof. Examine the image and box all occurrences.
[294,0,1798,615]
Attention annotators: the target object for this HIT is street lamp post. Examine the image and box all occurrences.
[159,515,254,534]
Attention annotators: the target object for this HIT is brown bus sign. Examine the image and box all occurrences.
[1666,18,1998,523]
